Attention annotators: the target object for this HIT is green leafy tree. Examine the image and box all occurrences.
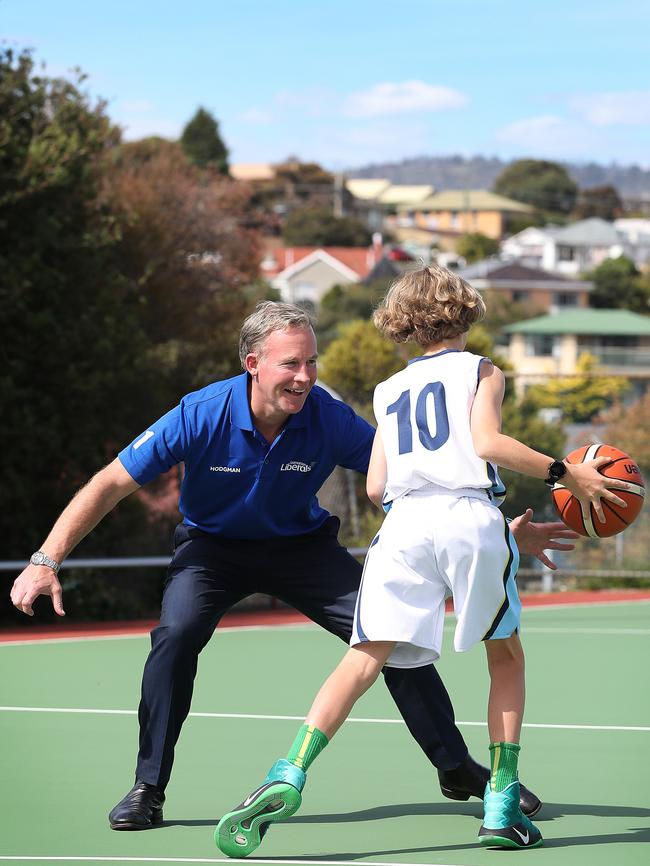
[180,107,229,173]
[319,320,403,414]
[587,256,650,313]
[0,49,151,562]
[573,185,623,220]
[499,395,566,518]
[316,280,389,348]
[494,159,578,215]
[526,354,629,423]
[283,207,371,247]
[456,232,499,263]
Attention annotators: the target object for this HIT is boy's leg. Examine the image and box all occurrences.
[215,642,394,857]
[268,521,539,813]
[479,635,542,849]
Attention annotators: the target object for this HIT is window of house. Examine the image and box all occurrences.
[512,290,530,303]
[558,245,575,261]
[450,211,459,228]
[525,334,555,356]
[555,292,579,306]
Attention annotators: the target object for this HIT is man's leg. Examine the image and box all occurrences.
[109,527,247,830]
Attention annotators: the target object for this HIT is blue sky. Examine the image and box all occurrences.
[3,0,649,169]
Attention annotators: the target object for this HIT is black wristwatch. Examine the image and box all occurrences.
[544,459,567,487]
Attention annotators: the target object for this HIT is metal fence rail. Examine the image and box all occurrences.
[2,558,650,581]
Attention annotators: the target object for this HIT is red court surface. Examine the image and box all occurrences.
[2,588,650,642]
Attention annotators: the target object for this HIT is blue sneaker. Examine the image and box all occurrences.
[479,781,543,849]
[214,760,306,858]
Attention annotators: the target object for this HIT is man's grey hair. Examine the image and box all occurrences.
[239,301,315,368]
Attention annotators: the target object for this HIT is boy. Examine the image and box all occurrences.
[215,267,630,854]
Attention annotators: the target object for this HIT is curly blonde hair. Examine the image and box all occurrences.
[373,264,485,345]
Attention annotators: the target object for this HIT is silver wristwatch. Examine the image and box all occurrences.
[30,550,61,574]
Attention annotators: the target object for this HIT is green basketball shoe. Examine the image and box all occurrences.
[215,760,305,858]
[479,781,543,849]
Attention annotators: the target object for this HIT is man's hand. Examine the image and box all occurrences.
[509,508,579,570]
[11,565,65,617]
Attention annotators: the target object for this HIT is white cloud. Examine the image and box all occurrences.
[237,107,275,124]
[497,115,569,141]
[342,81,468,118]
[570,91,650,126]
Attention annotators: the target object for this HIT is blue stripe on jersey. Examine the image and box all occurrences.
[354,533,381,643]
[407,348,462,365]
[482,517,521,641]
[486,461,507,505]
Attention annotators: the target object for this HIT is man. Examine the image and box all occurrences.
[12,301,570,830]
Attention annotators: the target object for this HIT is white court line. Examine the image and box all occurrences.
[2,619,649,647]
[0,858,456,865]
[1,706,647,732]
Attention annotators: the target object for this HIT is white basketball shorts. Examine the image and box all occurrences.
[351,486,521,668]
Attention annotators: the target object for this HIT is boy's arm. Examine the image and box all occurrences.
[11,458,140,617]
[470,361,632,523]
[366,428,388,508]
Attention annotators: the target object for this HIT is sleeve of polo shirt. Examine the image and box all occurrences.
[118,403,188,486]
[335,405,375,474]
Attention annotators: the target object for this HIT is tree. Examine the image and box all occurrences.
[103,138,263,398]
[526,354,629,423]
[456,232,499,263]
[494,159,578,215]
[499,394,566,518]
[0,49,151,561]
[316,280,389,348]
[318,320,403,413]
[180,107,229,173]
[587,256,650,313]
[603,389,650,474]
[573,185,623,220]
[283,207,371,247]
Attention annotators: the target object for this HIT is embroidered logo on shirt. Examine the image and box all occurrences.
[280,461,316,473]
[209,466,241,473]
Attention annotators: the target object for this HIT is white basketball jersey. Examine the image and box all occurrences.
[374,349,505,503]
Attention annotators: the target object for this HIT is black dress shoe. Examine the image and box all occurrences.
[438,754,542,818]
[109,780,165,830]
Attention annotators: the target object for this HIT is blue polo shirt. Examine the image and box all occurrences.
[118,373,374,539]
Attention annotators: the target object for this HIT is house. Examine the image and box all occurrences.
[345,178,434,231]
[261,244,382,306]
[391,190,533,243]
[457,259,592,312]
[501,217,650,275]
[503,308,650,394]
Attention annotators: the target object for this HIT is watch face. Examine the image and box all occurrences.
[31,552,45,565]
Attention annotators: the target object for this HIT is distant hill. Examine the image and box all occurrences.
[346,155,650,196]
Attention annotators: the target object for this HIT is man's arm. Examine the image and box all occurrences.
[11,458,140,617]
[509,508,579,570]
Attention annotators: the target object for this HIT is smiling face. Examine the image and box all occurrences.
[246,326,318,431]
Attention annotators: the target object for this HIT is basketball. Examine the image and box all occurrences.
[551,444,645,537]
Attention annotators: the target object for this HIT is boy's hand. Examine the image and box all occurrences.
[509,508,579,570]
[563,457,633,523]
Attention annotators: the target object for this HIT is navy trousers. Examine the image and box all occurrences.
[136,518,469,788]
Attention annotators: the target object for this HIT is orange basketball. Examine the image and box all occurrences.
[551,444,645,537]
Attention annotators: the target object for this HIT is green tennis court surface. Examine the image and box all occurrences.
[1,600,648,865]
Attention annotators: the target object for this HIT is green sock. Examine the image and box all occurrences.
[286,724,329,771]
[489,741,521,792]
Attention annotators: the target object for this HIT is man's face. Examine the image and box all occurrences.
[246,326,318,423]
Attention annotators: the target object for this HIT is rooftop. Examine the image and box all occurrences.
[504,309,650,336]
[398,189,532,213]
